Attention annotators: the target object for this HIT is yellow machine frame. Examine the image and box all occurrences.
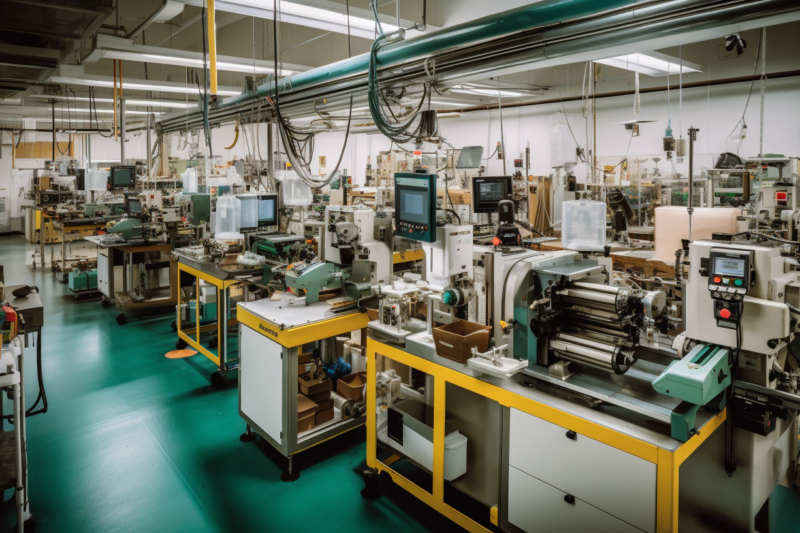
[366,339,726,533]
[176,262,241,369]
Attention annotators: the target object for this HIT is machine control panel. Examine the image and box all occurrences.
[707,248,754,327]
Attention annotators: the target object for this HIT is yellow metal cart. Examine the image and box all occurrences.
[364,338,726,533]
[174,254,248,387]
[236,294,371,480]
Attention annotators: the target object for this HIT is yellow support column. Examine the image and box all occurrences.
[207,0,218,97]
[432,375,447,502]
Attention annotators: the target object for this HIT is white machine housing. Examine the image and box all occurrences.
[323,205,392,287]
[422,225,473,289]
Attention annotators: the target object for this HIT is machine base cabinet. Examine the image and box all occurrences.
[508,408,656,533]
[240,325,283,444]
[508,467,642,533]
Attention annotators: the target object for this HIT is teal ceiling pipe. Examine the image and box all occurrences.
[221,0,647,107]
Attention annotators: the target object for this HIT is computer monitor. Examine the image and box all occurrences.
[395,173,436,243]
[472,176,512,213]
[125,195,143,215]
[257,194,278,227]
[108,166,136,190]
[75,168,86,191]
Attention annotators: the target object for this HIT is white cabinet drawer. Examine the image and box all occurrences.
[508,467,643,533]
[509,408,656,533]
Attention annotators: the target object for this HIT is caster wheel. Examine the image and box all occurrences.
[176,339,188,350]
[208,337,218,349]
[240,431,257,443]
[210,371,225,388]
[171,321,177,332]
[116,313,127,325]
[101,299,111,308]
[24,518,37,533]
[361,469,381,499]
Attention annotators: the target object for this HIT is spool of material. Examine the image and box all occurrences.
[550,332,631,374]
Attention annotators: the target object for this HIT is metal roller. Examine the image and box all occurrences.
[550,331,633,375]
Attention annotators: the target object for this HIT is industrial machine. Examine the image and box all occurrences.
[270,205,392,305]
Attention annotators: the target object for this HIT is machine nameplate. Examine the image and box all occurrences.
[738,352,761,372]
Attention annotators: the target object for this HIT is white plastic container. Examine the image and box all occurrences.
[562,200,607,252]
[277,170,313,206]
[87,169,109,190]
[379,423,468,481]
[214,194,242,240]
[237,194,258,230]
[181,168,198,193]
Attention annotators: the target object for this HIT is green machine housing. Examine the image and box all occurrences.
[653,344,731,441]
[395,173,437,243]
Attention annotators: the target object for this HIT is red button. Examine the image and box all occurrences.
[713,277,721,283]
[720,309,732,319]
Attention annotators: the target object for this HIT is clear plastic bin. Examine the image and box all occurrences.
[562,200,606,252]
[181,168,198,193]
[237,194,258,230]
[214,194,242,240]
[276,170,312,206]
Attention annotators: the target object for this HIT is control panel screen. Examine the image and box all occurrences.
[713,257,746,278]
[400,190,427,223]
[258,198,276,222]
[479,182,505,201]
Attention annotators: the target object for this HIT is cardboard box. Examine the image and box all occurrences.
[316,407,334,426]
[432,320,492,364]
[309,390,331,404]
[437,188,471,205]
[298,352,314,364]
[316,399,334,411]
[299,362,314,375]
[298,413,316,433]
[298,394,319,417]
[337,372,367,402]
[299,374,333,396]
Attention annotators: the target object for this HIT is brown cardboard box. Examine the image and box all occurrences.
[298,394,319,417]
[299,374,333,396]
[437,188,471,205]
[298,362,314,375]
[309,390,331,404]
[298,352,314,364]
[432,320,492,364]
[298,394,320,433]
[316,399,334,411]
[337,372,367,402]
[298,413,315,433]
[315,407,334,426]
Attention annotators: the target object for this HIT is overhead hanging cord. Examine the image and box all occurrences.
[758,27,767,158]
[269,0,354,188]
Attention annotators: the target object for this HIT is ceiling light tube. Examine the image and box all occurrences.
[25,94,197,109]
[50,74,242,97]
[595,52,702,77]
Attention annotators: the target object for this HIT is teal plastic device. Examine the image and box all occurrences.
[395,173,436,243]
[653,344,731,441]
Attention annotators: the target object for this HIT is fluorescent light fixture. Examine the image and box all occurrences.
[127,52,292,76]
[451,88,525,98]
[0,106,161,116]
[596,52,702,77]
[229,0,398,33]
[50,74,242,97]
[26,94,196,109]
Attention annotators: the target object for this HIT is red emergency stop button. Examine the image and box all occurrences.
[713,277,721,283]
[492,237,502,246]
[720,308,732,319]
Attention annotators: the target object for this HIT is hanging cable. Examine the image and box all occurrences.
[269,0,354,188]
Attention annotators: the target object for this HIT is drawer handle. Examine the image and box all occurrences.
[565,430,577,441]
[564,494,575,505]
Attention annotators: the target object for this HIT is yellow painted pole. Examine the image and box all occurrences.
[208,0,218,97]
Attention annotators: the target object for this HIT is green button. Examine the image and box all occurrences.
[734,279,743,286]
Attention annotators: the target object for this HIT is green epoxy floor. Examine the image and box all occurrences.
[0,235,458,533]
[2,233,800,533]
